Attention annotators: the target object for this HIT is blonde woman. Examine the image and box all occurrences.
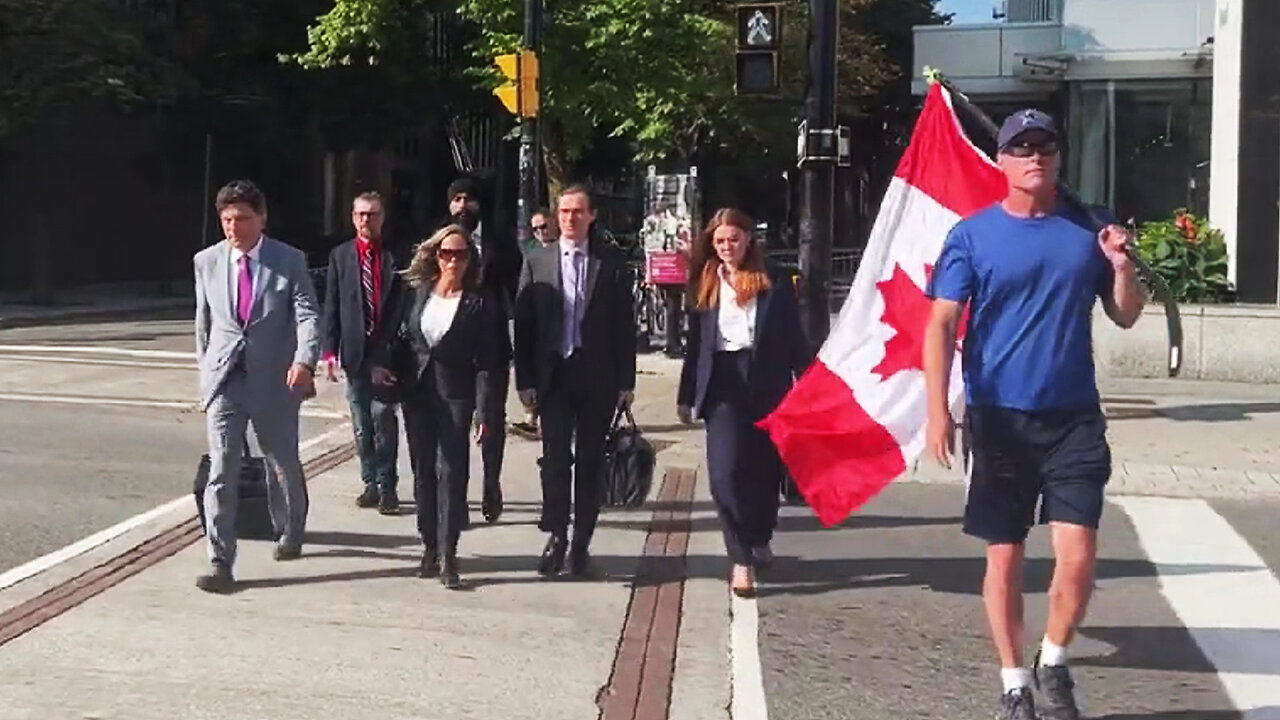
[373,225,509,589]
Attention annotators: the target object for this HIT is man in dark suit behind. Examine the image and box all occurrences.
[321,191,404,514]
[440,175,520,524]
[514,185,637,577]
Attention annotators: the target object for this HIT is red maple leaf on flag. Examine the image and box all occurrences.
[870,263,967,380]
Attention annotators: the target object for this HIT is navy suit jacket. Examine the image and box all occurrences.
[677,263,813,419]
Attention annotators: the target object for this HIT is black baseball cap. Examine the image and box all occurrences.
[997,109,1058,151]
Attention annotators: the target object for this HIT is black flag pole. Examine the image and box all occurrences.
[924,68,1184,378]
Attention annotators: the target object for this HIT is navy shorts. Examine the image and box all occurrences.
[961,405,1111,544]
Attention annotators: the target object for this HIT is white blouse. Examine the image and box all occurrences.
[419,294,462,346]
[717,275,757,351]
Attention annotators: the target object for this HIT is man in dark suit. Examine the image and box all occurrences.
[321,191,404,514]
[441,175,520,523]
[514,185,637,577]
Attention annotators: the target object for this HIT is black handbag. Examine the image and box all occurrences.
[600,406,656,508]
[371,323,415,405]
[193,438,278,541]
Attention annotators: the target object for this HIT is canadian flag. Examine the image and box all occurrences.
[757,83,1008,527]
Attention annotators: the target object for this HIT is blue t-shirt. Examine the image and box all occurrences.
[926,201,1115,411]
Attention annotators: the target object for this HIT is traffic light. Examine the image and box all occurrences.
[494,49,539,118]
[735,3,781,95]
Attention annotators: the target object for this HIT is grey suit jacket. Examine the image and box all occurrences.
[194,237,321,411]
[513,238,636,401]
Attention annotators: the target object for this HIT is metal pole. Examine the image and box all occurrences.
[516,0,542,247]
[798,0,838,354]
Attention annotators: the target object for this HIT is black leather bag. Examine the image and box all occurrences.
[193,439,277,541]
[600,407,656,508]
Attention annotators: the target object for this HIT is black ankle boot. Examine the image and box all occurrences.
[440,555,461,590]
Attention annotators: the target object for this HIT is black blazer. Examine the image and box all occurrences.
[378,286,510,426]
[513,239,636,401]
[320,239,401,374]
[677,264,813,419]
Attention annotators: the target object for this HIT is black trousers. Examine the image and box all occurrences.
[538,351,616,546]
[402,371,472,556]
[479,366,508,495]
[704,350,782,567]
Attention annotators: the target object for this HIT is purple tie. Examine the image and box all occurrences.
[237,255,253,326]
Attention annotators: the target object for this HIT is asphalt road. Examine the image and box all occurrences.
[0,318,349,575]
[756,483,1280,720]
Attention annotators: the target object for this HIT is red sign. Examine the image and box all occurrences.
[646,251,688,285]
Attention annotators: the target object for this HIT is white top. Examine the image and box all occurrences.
[420,294,462,346]
[717,274,756,351]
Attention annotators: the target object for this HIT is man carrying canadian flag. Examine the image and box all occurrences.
[758,80,1144,719]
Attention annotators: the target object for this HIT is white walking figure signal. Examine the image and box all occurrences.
[746,10,773,46]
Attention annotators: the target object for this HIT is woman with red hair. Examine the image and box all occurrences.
[677,208,812,596]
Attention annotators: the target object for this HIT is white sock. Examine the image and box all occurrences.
[1039,637,1069,667]
[1001,667,1032,693]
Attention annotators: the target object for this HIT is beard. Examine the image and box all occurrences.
[451,208,479,233]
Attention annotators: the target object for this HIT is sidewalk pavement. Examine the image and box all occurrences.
[0,354,1278,719]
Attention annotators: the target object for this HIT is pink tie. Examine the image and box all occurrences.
[237,255,252,326]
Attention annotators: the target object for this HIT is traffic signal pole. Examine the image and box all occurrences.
[798,0,838,354]
[517,0,543,248]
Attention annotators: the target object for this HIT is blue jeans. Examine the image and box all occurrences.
[346,369,399,492]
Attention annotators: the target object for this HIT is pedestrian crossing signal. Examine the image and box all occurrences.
[735,4,781,95]
[494,50,539,118]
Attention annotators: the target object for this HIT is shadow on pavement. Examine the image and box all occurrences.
[754,555,1259,600]
[1106,401,1280,422]
[595,512,962,536]
[1097,710,1279,720]
[1076,625,1280,676]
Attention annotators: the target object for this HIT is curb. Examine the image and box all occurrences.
[0,300,193,330]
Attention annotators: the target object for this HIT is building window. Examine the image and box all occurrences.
[1068,79,1212,223]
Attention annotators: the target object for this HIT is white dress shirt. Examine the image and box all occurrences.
[228,237,264,313]
[420,293,462,346]
[717,273,756,351]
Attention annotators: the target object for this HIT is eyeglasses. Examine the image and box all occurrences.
[1003,141,1059,158]
[531,224,548,232]
[438,248,469,262]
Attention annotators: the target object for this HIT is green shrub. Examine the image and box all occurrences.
[1134,209,1233,303]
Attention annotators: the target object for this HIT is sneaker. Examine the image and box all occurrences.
[998,687,1036,720]
[1035,663,1081,720]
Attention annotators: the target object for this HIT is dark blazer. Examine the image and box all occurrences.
[678,264,813,419]
[320,238,401,374]
[379,285,510,426]
[513,238,637,401]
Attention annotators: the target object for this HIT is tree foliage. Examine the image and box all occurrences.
[0,0,165,134]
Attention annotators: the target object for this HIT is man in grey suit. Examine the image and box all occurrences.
[193,179,321,593]
[514,185,636,578]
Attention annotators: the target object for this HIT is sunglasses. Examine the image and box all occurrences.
[1003,141,1059,158]
[438,248,469,261]
[532,224,549,232]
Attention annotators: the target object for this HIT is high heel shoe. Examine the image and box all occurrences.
[730,564,756,598]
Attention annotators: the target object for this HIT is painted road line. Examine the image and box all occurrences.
[0,392,347,419]
[0,423,352,593]
[0,344,194,360]
[1115,496,1280,717]
[0,353,194,370]
[730,592,770,720]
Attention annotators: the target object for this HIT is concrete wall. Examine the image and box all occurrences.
[1094,303,1280,382]
[1061,0,1215,55]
